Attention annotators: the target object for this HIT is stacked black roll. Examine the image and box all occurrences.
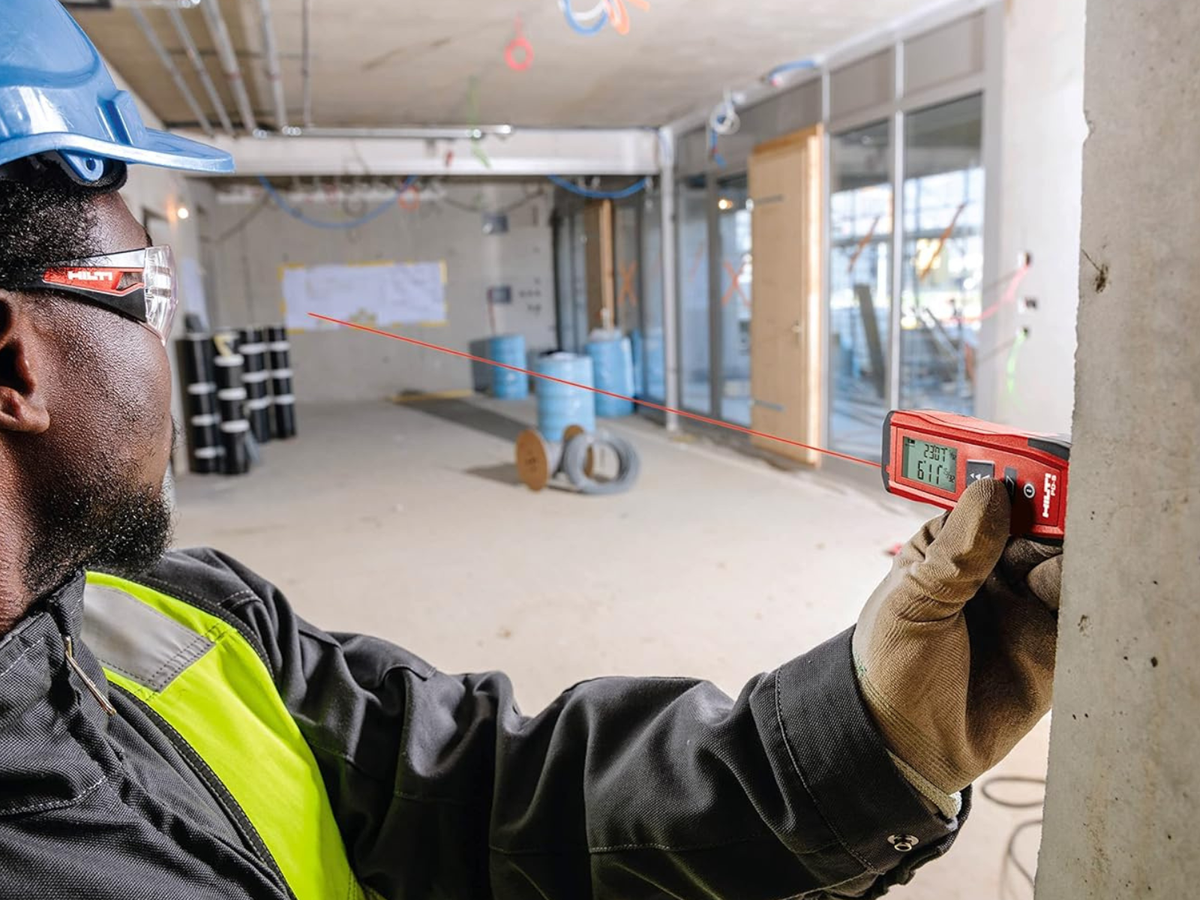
[238,326,272,444]
[265,324,297,439]
[176,334,222,474]
[212,330,251,475]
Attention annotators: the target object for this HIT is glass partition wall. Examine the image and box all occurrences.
[900,94,985,414]
[651,12,996,447]
[716,173,753,425]
[830,122,894,458]
[677,174,711,413]
[828,92,986,460]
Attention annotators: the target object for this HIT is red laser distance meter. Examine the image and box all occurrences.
[882,410,1070,541]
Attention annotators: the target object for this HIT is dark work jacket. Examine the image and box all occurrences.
[0,548,967,898]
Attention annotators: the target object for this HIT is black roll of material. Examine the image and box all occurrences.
[265,325,290,371]
[177,333,215,386]
[245,389,272,443]
[220,419,251,475]
[272,391,296,439]
[176,334,221,475]
[217,385,247,424]
[212,352,245,391]
[184,409,222,476]
[265,323,297,439]
[191,444,223,475]
[184,380,218,418]
[270,367,296,439]
[238,327,267,374]
[242,323,272,443]
[188,415,221,470]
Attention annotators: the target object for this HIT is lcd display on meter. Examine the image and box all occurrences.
[902,437,958,493]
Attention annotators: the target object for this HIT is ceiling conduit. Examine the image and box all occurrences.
[198,0,259,134]
[130,6,214,136]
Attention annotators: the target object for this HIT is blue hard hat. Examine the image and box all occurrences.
[0,0,234,182]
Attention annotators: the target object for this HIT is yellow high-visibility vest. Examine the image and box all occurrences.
[83,570,368,900]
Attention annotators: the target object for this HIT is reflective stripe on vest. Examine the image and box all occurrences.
[82,572,366,900]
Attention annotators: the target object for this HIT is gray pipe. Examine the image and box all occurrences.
[198,0,258,133]
[165,6,233,136]
[130,6,214,136]
[301,0,314,127]
[253,0,289,130]
[289,125,516,140]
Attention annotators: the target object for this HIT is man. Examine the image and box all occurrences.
[0,2,1062,898]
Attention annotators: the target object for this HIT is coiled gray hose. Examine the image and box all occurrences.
[561,431,640,495]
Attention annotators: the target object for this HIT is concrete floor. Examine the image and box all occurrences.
[173,397,1050,899]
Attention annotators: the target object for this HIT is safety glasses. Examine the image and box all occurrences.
[12,245,178,345]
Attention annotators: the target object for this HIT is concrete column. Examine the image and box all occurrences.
[1037,0,1200,896]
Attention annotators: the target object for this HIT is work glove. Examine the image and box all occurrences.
[852,477,1062,811]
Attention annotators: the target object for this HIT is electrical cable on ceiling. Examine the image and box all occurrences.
[505,16,534,71]
[257,174,417,229]
[765,59,817,87]
[707,125,727,168]
[548,174,649,200]
[559,0,609,35]
[709,89,740,136]
[705,89,738,169]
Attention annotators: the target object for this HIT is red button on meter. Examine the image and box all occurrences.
[882,410,1070,541]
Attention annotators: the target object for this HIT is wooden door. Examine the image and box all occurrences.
[583,199,615,331]
[748,125,825,465]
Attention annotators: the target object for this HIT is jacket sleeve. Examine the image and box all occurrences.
[178,548,968,900]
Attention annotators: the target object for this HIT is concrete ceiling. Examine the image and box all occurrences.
[73,0,936,130]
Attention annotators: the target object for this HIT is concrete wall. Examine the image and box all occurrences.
[1036,0,1200,895]
[979,0,1087,434]
[202,182,556,403]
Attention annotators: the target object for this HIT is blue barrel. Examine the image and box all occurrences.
[586,335,635,417]
[535,352,595,441]
[489,334,528,399]
[629,329,645,397]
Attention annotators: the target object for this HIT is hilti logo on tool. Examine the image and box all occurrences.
[1043,473,1057,519]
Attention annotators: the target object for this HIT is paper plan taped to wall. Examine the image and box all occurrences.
[281,261,448,330]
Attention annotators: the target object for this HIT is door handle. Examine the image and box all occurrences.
[791,321,804,342]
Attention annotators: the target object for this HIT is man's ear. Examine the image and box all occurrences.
[0,291,51,434]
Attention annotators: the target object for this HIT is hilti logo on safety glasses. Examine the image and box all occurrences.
[1043,473,1058,519]
[43,268,131,294]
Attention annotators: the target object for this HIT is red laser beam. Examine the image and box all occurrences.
[308,313,881,468]
[956,262,1031,325]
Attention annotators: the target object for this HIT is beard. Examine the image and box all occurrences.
[22,425,177,596]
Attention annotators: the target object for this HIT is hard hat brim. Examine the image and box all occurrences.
[0,127,234,176]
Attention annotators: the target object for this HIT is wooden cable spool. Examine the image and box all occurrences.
[515,424,593,492]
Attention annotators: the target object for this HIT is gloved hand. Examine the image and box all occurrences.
[852,477,1062,807]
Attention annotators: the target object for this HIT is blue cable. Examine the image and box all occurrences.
[766,59,817,84]
[707,127,726,169]
[257,175,417,230]
[547,174,648,200]
[559,0,608,35]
